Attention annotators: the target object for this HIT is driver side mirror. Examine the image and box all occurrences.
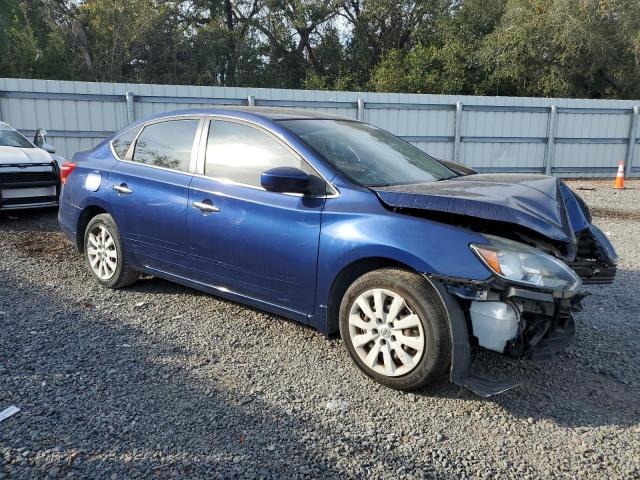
[34,128,56,154]
[261,167,310,194]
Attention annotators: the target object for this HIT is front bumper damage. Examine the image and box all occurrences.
[567,225,618,285]
[427,275,585,397]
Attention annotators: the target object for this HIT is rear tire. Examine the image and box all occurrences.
[339,268,451,390]
[84,213,139,289]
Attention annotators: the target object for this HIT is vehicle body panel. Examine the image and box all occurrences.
[108,161,193,277]
[57,145,117,244]
[0,144,53,165]
[311,178,492,330]
[372,174,575,244]
[188,175,325,314]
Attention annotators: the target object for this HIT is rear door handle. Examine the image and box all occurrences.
[113,184,132,194]
[193,200,220,213]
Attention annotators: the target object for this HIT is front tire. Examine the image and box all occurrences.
[84,213,139,289]
[339,269,451,390]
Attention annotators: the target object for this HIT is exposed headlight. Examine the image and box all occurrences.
[470,235,581,292]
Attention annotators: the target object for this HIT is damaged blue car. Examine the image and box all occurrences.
[58,108,618,396]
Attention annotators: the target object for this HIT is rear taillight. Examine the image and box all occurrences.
[60,162,77,184]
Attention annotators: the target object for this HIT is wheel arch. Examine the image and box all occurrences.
[76,205,109,252]
[325,257,420,335]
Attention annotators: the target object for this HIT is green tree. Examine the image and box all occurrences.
[370,0,506,94]
[342,0,450,89]
[0,0,43,78]
[481,0,640,98]
[1,0,639,99]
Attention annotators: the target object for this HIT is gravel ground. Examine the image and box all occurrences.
[1,179,639,479]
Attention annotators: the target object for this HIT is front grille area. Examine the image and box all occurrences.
[0,164,58,189]
[0,171,58,183]
[0,163,60,208]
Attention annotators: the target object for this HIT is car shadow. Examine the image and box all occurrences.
[2,210,639,439]
[0,207,59,233]
[127,269,640,430]
[1,268,464,479]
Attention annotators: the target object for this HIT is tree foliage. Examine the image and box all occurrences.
[0,0,638,98]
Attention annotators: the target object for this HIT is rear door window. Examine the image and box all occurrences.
[132,120,200,172]
[204,120,301,187]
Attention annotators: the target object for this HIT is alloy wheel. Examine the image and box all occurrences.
[87,225,118,280]
[348,288,425,377]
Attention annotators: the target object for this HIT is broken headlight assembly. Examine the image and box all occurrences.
[470,235,581,292]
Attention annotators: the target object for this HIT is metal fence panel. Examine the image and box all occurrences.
[553,143,628,172]
[461,142,547,172]
[1,77,639,177]
[462,110,549,138]
[555,111,630,139]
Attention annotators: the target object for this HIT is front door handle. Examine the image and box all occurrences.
[113,184,132,195]
[193,200,220,213]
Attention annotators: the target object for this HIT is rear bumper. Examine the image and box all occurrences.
[58,199,80,248]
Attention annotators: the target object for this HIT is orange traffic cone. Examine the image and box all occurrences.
[613,161,625,189]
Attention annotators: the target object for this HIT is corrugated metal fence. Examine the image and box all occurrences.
[1,77,639,177]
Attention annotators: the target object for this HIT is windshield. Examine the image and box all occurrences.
[0,129,33,148]
[278,119,455,187]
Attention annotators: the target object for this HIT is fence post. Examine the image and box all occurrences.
[356,98,365,121]
[247,95,255,106]
[625,106,639,178]
[544,105,558,176]
[453,101,463,163]
[125,91,135,124]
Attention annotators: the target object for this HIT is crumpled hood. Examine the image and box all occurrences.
[372,174,590,245]
[0,146,53,165]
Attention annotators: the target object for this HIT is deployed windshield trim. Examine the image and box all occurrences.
[277,118,456,188]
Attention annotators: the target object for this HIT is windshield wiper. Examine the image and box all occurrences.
[367,183,392,188]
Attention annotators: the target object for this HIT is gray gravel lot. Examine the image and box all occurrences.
[1,179,639,479]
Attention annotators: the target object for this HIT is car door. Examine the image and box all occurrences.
[187,118,326,315]
[108,117,204,277]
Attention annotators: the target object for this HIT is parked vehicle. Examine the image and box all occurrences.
[58,108,617,395]
[0,122,64,210]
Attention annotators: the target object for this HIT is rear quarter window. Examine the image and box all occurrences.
[111,127,140,159]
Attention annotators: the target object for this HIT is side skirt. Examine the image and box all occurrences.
[137,265,312,326]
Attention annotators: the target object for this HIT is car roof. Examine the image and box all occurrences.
[142,106,354,122]
[110,106,359,141]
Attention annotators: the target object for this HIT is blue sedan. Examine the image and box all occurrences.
[58,108,617,396]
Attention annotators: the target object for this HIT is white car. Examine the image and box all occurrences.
[0,121,65,210]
